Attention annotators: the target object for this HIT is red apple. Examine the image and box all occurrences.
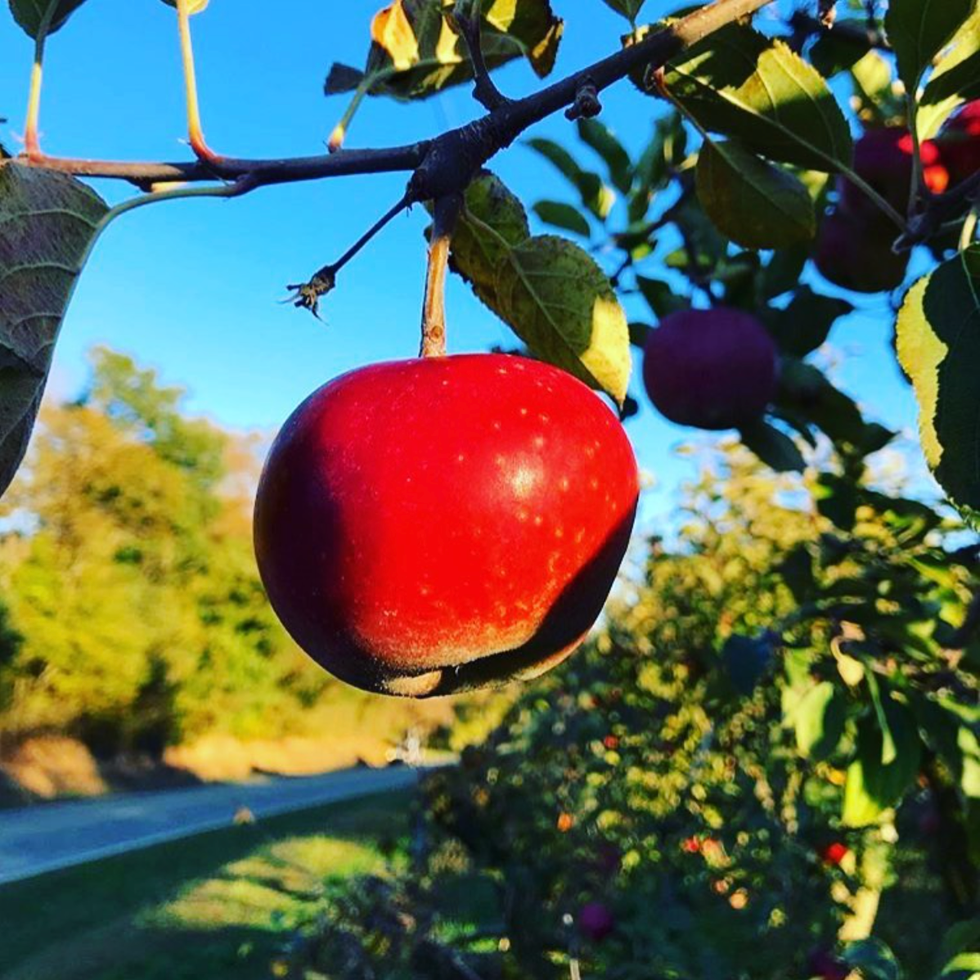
[819,841,849,867]
[937,100,980,186]
[839,127,948,222]
[814,209,909,293]
[254,353,639,698]
[641,308,777,430]
[578,901,615,942]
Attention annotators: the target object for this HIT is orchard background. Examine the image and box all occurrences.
[1,0,980,978]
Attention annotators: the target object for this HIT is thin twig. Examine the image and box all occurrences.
[452,0,509,111]
[175,0,220,162]
[287,193,412,316]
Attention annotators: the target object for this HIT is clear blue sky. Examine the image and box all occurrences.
[0,0,933,522]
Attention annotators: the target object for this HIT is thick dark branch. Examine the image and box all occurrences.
[9,0,773,199]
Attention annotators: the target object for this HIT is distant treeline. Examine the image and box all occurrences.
[0,349,446,757]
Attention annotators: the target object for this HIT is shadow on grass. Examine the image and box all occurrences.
[0,789,412,980]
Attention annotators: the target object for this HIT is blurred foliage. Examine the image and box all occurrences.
[293,444,980,979]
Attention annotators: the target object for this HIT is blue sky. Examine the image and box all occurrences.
[0,0,933,523]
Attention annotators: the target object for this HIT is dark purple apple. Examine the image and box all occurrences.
[642,308,777,430]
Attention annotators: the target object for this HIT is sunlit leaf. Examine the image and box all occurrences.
[495,236,631,403]
[917,8,980,139]
[0,162,107,497]
[695,139,816,249]
[659,23,853,172]
[884,0,976,92]
[792,681,846,760]
[325,0,563,123]
[896,247,980,519]
[8,0,89,36]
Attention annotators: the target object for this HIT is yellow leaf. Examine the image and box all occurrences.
[896,275,947,470]
[371,1,420,71]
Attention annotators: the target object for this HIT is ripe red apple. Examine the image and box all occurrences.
[814,209,909,293]
[578,901,615,942]
[254,353,639,698]
[819,841,849,867]
[937,100,980,186]
[839,127,948,222]
[641,308,777,430]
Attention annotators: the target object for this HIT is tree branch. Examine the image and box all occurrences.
[8,0,774,202]
[452,0,509,111]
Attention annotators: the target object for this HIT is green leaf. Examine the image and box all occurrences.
[792,681,846,760]
[695,139,816,250]
[526,138,615,219]
[896,247,980,517]
[917,8,980,139]
[0,162,107,497]
[599,0,644,22]
[662,23,853,172]
[494,235,631,403]
[450,172,530,309]
[779,545,815,603]
[842,705,922,827]
[842,938,902,980]
[940,952,980,980]
[325,0,563,139]
[850,50,904,122]
[738,418,806,473]
[577,118,633,194]
[776,360,867,449]
[809,22,873,77]
[763,287,852,357]
[884,0,977,92]
[532,200,591,238]
[635,276,686,319]
[8,0,89,36]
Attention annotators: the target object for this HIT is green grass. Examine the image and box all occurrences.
[0,790,411,980]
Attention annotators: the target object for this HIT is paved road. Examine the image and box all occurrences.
[0,765,422,886]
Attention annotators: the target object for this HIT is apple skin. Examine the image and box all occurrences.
[641,308,777,430]
[578,902,615,942]
[814,209,909,293]
[937,100,980,186]
[839,127,948,221]
[253,353,639,698]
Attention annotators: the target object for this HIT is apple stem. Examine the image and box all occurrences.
[176,0,221,164]
[420,194,462,358]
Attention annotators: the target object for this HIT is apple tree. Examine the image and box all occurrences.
[3,0,980,976]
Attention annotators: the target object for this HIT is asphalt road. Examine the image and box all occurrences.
[0,764,422,886]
